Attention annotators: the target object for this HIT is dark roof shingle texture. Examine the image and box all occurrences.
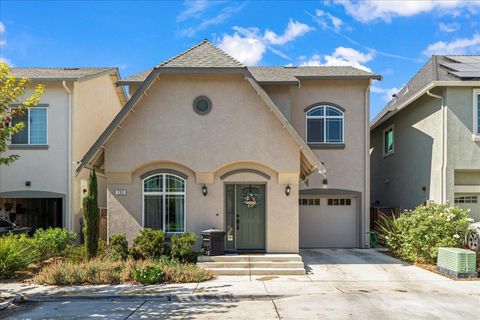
[11,67,115,80]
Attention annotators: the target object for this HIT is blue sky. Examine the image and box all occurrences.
[1,0,480,118]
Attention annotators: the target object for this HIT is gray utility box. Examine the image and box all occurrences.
[201,229,225,256]
[437,247,477,278]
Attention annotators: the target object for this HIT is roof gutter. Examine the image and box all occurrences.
[62,81,73,231]
[426,90,447,204]
[371,80,480,130]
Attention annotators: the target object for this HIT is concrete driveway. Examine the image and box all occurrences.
[3,249,480,319]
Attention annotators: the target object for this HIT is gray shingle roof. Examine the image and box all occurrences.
[159,39,243,68]
[11,67,116,80]
[118,39,380,84]
[371,55,480,128]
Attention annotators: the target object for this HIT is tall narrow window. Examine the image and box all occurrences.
[306,105,344,144]
[11,107,48,145]
[475,90,480,135]
[383,125,394,156]
[143,173,186,233]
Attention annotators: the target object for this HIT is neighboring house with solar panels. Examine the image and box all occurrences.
[0,68,126,234]
[77,40,381,251]
[370,56,480,221]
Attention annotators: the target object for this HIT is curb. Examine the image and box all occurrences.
[25,293,286,302]
[0,294,24,311]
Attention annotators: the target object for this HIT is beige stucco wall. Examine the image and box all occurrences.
[445,87,480,203]
[371,86,480,210]
[104,73,301,252]
[0,83,69,221]
[265,79,370,247]
[71,74,124,233]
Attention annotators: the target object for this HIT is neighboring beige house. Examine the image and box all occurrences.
[77,40,380,252]
[371,56,480,221]
[0,68,126,234]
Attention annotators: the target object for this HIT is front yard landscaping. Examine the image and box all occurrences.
[0,228,214,285]
[375,202,480,278]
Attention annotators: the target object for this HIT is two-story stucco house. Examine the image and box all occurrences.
[0,68,126,234]
[371,56,480,221]
[77,40,380,253]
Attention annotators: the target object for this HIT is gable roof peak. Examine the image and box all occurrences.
[156,39,244,69]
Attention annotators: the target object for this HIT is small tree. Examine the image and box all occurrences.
[0,63,44,165]
[83,169,99,259]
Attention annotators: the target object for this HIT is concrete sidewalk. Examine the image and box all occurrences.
[3,249,480,319]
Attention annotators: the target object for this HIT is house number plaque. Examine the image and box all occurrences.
[115,189,127,196]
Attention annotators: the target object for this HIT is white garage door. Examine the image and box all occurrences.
[455,194,480,222]
[299,196,358,248]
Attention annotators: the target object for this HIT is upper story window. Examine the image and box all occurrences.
[474,89,480,136]
[306,105,344,144]
[383,124,394,157]
[10,107,48,145]
[143,173,186,233]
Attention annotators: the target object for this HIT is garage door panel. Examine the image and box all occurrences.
[299,197,358,248]
[455,194,480,222]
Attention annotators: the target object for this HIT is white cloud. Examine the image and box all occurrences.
[0,22,5,47]
[423,33,480,55]
[0,22,5,34]
[0,57,13,66]
[300,47,373,72]
[439,22,460,33]
[217,20,313,65]
[218,28,266,65]
[263,20,314,45]
[177,0,209,22]
[334,0,480,23]
[315,9,343,32]
[371,85,400,101]
[179,4,244,37]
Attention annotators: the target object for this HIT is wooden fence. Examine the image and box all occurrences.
[99,207,108,242]
[370,206,400,231]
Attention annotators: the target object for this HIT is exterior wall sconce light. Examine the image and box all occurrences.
[25,181,31,187]
[322,179,328,187]
[202,184,208,196]
[285,184,291,196]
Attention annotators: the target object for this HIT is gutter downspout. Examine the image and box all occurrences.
[364,79,372,248]
[62,81,72,231]
[426,90,446,204]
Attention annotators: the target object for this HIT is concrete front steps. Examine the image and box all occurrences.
[197,254,305,275]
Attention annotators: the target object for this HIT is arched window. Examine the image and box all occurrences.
[143,173,186,233]
[306,105,344,144]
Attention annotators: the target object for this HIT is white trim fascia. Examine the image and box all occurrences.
[473,89,480,141]
[371,81,480,131]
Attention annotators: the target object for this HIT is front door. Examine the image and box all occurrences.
[235,184,265,251]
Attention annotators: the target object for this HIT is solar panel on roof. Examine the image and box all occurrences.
[439,62,480,71]
[450,71,480,78]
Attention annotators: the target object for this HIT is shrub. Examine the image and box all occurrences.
[83,170,99,259]
[0,234,36,279]
[108,234,129,261]
[378,203,471,264]
[33,259,129,285]
[131,264,164,284]
[131,229,165,259]
[62,245,85,263]
[33,228,77,261]
[170,232,198,263]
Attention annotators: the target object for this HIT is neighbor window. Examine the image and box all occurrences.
[454,195,478,204]
[10,107,48,145]
[474,89,480,135]
[306,105,344,144]
[383,125,394,156]
[143,173,185,233]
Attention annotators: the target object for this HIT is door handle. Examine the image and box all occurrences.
[236,219,240,230]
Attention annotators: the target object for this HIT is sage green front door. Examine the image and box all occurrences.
[235,184,265,251]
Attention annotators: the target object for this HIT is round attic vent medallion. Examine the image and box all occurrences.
[193,96,212,115]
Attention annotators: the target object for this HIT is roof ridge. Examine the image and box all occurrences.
[11,67,116,70]
[157,39,243,68]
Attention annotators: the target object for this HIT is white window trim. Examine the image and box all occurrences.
[306,105,345,144]
[9,106,49,146]
[473,89,480,141]
[383,124,395,157]
[141,173,186,234]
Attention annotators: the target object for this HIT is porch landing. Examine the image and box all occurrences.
[197,254,305,275]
